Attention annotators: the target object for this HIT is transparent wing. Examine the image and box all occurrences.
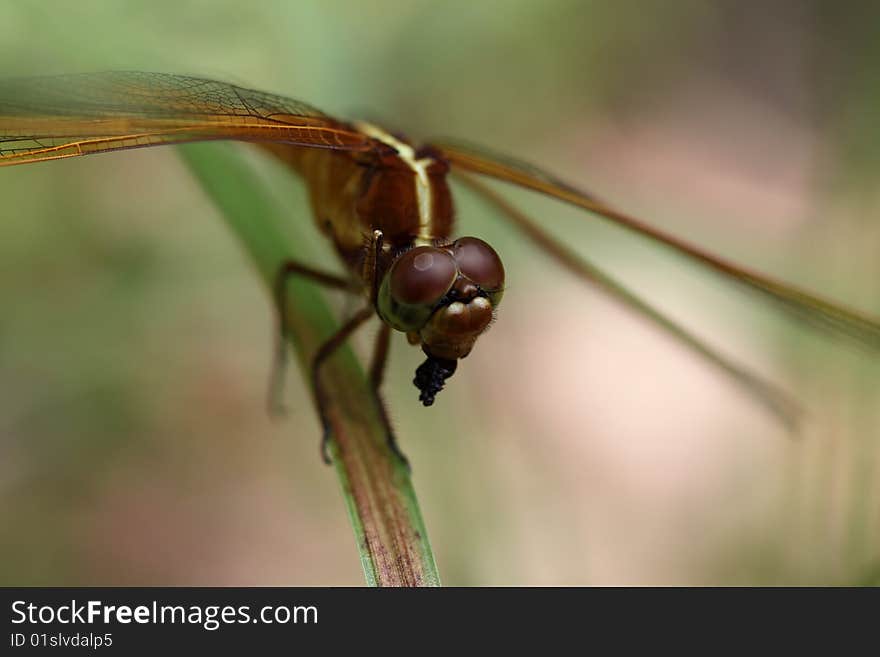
[0,72,376,166]
[454,171,803,430]
[434,139,880,351]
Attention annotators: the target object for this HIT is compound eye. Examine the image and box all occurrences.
[390,246,457,305]
[452,237,505,291]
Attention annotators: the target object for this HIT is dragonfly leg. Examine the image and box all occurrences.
[369,323,391,389]
[369,323,410,469]
[335,229,384,322]
[271,260,360,416]
[311,306,375,464]
[361,231,411,465]
[363,229,384,305]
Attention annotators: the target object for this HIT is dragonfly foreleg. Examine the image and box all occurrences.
[310,306,375,464]
[362,229,384,305]
[369,323,410,469]
[271,260,361,416]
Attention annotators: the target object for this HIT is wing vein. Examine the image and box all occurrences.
[0,71,378,165]
[436,139,880,352]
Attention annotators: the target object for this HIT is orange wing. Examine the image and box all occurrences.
[0,72,376,167]
[434,139,880,351]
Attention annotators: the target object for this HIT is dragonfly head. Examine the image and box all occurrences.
[377,237,505,405]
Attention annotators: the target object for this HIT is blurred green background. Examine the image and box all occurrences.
[1,0,878,585]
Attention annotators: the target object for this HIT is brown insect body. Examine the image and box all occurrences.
[262,130,455,274]
[260,125,500,407]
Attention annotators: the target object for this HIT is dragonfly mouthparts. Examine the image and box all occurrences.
[413,355,458,406]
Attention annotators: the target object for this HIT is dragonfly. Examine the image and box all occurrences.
[2,71,879,465]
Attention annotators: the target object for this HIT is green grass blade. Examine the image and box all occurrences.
[177,142,440,587]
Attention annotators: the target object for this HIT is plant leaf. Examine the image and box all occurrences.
[178,141,440,587]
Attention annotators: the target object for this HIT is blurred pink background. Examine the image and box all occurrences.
[1,0,878,585]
